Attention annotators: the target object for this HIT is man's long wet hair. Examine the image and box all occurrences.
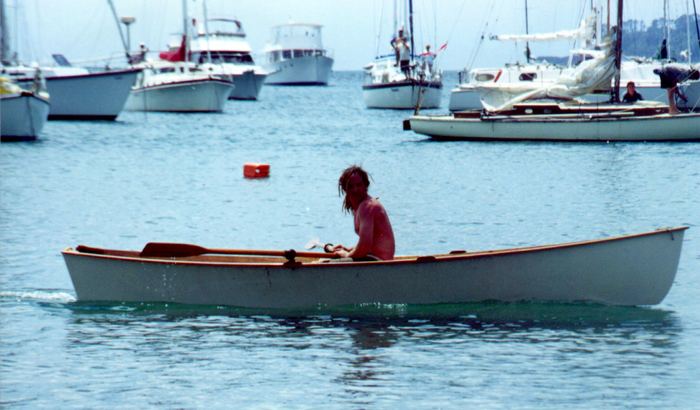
[338,165,370,213]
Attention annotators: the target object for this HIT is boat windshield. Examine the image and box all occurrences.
[192,51,254,65]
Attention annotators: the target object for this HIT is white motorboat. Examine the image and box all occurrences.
[189,18,267,100]
[62,227,687,308]
[362,0,442,109]
[262,23,334,85]
[5,63,140,120]
[0,76,50,141]
[125,60,234,113]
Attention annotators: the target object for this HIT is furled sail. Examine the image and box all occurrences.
[478,34,616,112]
[490,13,597,43]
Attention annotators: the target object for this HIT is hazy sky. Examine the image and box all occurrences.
[5,0,689,70]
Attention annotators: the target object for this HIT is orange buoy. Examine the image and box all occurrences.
[243,162,270,178]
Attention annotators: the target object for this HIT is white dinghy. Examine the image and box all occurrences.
[63,227,687,308]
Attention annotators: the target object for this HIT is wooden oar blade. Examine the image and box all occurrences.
[140,242,209,258]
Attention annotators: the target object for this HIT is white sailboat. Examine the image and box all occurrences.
[448,7,675,112]
[0,76,49,141]
[189,17,267,100]
[123,1,235,113]
[405,1,700,142]
[261,23,334,85]
[5,62,140,120]
[1,0,137,121]
[362,0,442,109]
[124,59,234,113]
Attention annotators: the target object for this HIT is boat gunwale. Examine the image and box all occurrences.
[15,67,142,82]
[362,80,443,91]
[412,112,700,124]
[132,78,234,93]
[61,226,687,269]
[0,93,50,106]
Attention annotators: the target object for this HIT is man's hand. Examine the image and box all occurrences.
[334,249,350,258]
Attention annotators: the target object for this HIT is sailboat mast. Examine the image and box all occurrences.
[408,0,414,59]
[664,0,671,58]
[182,0,189,63]
[106,0,131,58]
[693,0,700,51]
[203,0,212,63]
[612,0,623,103]
[686,0,692,63]
[525,0,531,63]
[0,0,8,64]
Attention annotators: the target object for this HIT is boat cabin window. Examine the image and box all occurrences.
[158,67,176,74]
[294,50,304,58]
[315,50,324,57]
[475,73,495,82]
[282,50,292,59]
[205,51,254,65]
[519,73,537,81]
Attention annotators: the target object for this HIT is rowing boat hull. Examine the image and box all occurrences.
[62,227,686,308]
[409,112,700,141]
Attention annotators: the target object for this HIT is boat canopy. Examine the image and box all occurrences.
[159,36,186,62]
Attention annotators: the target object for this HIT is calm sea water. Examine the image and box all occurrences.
[2,71,699,408]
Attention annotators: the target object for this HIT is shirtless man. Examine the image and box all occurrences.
[332,166,395,261]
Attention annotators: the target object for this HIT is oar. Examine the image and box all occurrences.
[140,242,334,259]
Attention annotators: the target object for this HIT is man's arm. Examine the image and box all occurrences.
[348,204,377,258]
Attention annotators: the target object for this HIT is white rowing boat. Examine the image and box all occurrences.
[62,227,687,308]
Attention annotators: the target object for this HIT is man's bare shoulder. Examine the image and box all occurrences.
[358,197,387,214]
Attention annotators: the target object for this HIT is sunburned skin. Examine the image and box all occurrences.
[333,171,395,260]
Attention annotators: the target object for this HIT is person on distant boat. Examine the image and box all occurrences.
[129,43,149,64]
[331,165,395,261]
[622,81,643,103]
[391,29,411,76]
[656,39,668,60]
[420,44,436,75]
[653,64,700,114]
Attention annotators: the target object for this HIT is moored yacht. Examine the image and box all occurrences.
[362,0,442,109]
[125,58,234,113]
[262,23,334,85]
[189,18,267,100]
[449,58,672,111]
[0,75,50,141]
[2,58,139,121]
[406,17,700,143]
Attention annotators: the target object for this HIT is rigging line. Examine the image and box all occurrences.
[375,0,385,57]
[433,0,437,52]
[465,1,497,72]
[693,0,700,51]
